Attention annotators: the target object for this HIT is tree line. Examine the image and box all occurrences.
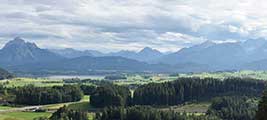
[0,84,97,105]
[13,85,83,105]
[90,77,265,108]
[133,77,265,105]
[96,106,219,120]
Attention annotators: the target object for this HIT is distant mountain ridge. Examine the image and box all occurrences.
[0,37,64,67]
[9,56,174,73]
[51,47,164,62]
[10,55,213,74]
[108,47,164,62]
[3,37,267,74]
[156,38,267,70]
[50,48,94,58]
[0,37,176,73]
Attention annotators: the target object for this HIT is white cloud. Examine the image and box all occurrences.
[0,0,266,52]
[158,32,206,44]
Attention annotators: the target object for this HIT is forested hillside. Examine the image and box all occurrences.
[0,67,13,80]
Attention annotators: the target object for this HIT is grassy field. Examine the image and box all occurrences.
[0,102,209,120]
[67,95,99,112]
[41,95,90,111]
[110,71,267,85]
[2,71,267,88]
[0,78,64,87]
[0,74,177,88]
[0,106,13,110]
[179,70,267,80]
[0,71,265,120]
[0,112,51,120]
[0,95,90,120]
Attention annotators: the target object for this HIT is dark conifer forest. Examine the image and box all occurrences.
[13,85,83,105]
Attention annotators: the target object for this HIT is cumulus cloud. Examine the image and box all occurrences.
[0,0,266,52]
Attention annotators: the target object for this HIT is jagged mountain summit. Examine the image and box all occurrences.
[156,39,267,70]
[50,47,163,62]
[3,37,267,73]
[50,48,93,58]
[0,37,64,66]
[108,47,163,62]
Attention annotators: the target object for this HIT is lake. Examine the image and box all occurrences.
[42,75,105,80]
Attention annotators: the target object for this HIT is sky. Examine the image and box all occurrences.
[0,0,267,52]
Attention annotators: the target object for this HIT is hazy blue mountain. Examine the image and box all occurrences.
[84,50,105,57]
[241,38,267,61]
[241,38,267,53]
[5,37,267,73]
[0,37,64,67]
[50,48,93,58]
[240,39,267,70]
[0,38,216,73]
[108,50,137,58]
[108,47,163,62]
[50,48,105,58]
[156,39,267,70]
[157,41,244,70]
[51,47,163,62]
[0,67,14,80]
[242,59,267,70]
[136,47,163,61]
[9,56,177,73]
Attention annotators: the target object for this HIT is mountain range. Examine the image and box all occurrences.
[157,38,267,70]
[50,46,164,62]
[49,48,103,58]
[0,37,174,74]
[2,37,267,74]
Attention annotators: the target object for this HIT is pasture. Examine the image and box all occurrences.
[0,71,266,119]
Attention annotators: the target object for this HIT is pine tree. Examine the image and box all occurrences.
[256,90,267,120]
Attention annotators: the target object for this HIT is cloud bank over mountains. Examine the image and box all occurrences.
[1,0,267,52]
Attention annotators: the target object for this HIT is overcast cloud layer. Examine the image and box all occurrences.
[0,0,267,52]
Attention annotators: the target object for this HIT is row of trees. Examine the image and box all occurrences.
[133,77,265,105]
[14,85,83,105]
[34,106,88,120]
[90,77,265,108]
[96,106,219,120]
[207,96,257,120]
[104,75,127,80]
